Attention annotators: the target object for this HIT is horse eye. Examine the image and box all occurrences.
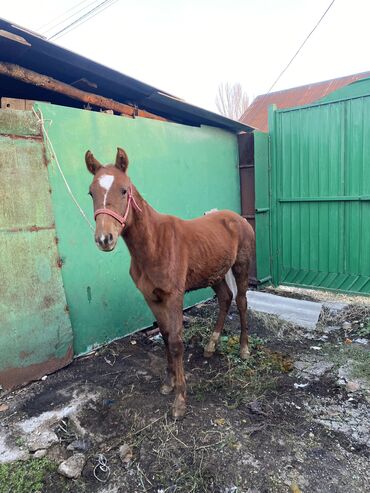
[88,191,92,197]
[121,188,127,195]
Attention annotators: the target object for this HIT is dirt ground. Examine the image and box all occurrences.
[0,289,369,493]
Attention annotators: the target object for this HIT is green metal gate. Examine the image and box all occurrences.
[256,78,370,295]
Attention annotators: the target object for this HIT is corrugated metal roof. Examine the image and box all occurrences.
[240,72,370,132]
[0,17,253,133]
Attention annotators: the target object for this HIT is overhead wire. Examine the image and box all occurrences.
[38,0,336,120]
[48,0,116,40]
[49,0,119,41]
[240,0,338,123]
[38,0,102,35]
[266,0,337,94]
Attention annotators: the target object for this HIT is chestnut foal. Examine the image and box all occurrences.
[86,148,255,418]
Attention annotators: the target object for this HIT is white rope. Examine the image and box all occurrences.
[33,107,95,231]
[93,453,110,482]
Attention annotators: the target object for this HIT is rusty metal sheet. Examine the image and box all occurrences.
[0,136,53,229]
[0,108,41,136]
[0,110,73,389]
[241,71,370,131]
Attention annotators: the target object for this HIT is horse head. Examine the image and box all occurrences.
[85,147,132,252]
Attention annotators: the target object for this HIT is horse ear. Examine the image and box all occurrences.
[115,147,129,173]
[85,151,102,175]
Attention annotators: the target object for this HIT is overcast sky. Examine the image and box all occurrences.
[2,0,369,112]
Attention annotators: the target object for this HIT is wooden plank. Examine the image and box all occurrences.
[0,62,167,122]
[238,131,257,284]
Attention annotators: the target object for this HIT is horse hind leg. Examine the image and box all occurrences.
[232,263,250,359]
[204,280,233,358]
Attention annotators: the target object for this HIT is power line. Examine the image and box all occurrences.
[267,0,337,94]
[39,0,102,35]
[48,0,116,40]
[37,0,93,32]
[49,0,119,41]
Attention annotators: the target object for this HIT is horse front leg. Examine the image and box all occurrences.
[164,326,186,418]
[147,296,187,418]
[159,331,175,395]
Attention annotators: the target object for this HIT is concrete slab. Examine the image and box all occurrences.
[323,301,348,313]
[247,290,322,330]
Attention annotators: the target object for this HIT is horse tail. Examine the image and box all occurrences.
[203,207,238,300]
[225,268,237,300]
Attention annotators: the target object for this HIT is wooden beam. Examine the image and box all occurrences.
[0,62,167,122]
[238,131,257,286]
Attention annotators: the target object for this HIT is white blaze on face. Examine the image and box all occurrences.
[98,174,115,207]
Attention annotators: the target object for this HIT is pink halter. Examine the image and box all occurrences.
[94,186,142,233]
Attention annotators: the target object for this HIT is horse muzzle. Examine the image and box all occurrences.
[95,233,117,252]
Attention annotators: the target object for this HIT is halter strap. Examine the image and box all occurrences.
[94,186,142,233]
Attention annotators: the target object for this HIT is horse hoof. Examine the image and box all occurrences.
[172,397,186,419]
[203,350,214,358]
[240,347,250,359]
[160,383,174,395]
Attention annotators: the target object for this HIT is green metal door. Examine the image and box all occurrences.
[254,131,271,287]
[0,110,73,389]
[267,80,370,295]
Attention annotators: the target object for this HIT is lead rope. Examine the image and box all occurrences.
[33,107,95,232]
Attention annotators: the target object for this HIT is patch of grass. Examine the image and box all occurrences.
[351,348,370,382]
[219,334,265,358]
[165,457,221,493]
[0,458,56,493]
[15,437,25,448]
[249,310,304,341]
[318,304,370,333]
[323,343,370,383]
[183,319,213,347]
[227,337,292,401]
[191,334,293,407]
[357,318,370,338]
[124,413,232,493]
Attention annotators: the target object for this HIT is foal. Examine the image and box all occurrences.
[86,148,255,418]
